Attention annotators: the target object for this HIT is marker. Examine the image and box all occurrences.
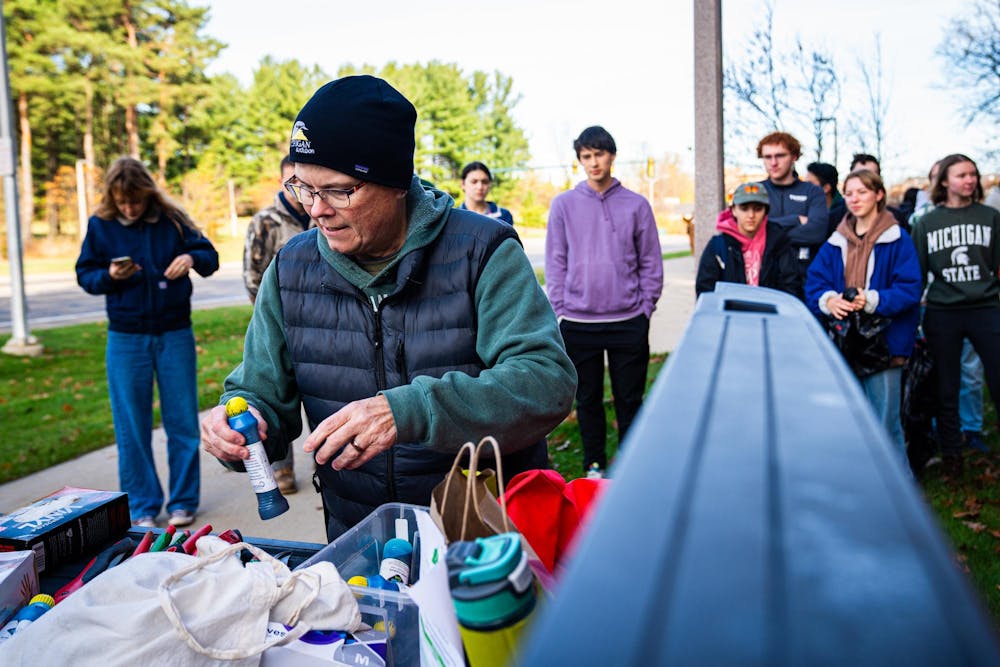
[165,530,191,553]
[149,525,177,552]
[131,530,155,557]
[183,524,214,555]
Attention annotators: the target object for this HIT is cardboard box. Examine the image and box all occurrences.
[0,487,130,573]
[0,551,38,625]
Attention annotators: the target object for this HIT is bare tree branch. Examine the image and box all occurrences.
[856,35,892,160]
[722,1,790,131]
[938,0,1000,124]
[795,38,841,161]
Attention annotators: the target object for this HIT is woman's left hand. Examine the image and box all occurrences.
[164,253,194,279]
[850,291,867,312]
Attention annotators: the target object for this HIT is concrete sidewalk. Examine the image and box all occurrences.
[0,256,696,544]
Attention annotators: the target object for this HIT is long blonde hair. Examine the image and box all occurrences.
[95,156,199,232]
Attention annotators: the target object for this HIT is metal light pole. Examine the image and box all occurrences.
[693,0,725,257]
[0,7,42,356]
[76,159,88,240]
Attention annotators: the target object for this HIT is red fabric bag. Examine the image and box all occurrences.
[503,469,609,573]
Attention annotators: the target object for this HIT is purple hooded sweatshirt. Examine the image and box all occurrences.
[545,178,663,321]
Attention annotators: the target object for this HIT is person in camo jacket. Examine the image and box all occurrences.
[242,155,314,493]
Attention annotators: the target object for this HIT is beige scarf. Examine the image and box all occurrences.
[837,210,898,290]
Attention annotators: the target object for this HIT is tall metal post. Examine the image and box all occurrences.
[76,159,89,239]
[0,8,42,356]
[693,0,725,258]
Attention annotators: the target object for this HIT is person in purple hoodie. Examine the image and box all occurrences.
[545,126,663,478]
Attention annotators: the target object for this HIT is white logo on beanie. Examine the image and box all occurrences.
[290,121,314,155]
[355,165,369,174]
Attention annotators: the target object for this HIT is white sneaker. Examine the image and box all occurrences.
[586,463,605,480]
[168,509,195,527]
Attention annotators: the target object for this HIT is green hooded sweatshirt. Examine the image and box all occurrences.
[220,176,577,459]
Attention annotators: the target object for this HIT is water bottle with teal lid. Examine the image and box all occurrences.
[225,397,289,520]
[446,532,537,667]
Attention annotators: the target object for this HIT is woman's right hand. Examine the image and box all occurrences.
[826,294,854,320]
[108,260,141,280]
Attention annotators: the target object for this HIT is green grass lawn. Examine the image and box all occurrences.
[919,439,1000,624]
[0,305,251,484]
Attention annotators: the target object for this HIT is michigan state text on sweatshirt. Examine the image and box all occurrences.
[913,202,1000,309]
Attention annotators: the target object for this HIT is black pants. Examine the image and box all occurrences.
[560,315,650,471]
[923,306,1000,457]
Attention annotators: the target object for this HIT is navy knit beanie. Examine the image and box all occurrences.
[289,75,416,190]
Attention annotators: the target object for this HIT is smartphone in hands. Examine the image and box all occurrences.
[111,256,133,267]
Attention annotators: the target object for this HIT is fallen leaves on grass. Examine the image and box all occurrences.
[963,521,989,533]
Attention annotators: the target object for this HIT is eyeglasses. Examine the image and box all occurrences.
[761,152,790,162]
[283,180,366,209]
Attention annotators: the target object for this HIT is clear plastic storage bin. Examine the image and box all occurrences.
[296,503,426,667]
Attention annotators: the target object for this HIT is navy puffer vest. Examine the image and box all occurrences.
[276,210,548,539]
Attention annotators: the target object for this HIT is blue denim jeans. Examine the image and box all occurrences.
[861,368,907,469]
[106,328,200,520]
[959,338,983,432]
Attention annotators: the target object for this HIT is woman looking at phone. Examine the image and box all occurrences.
[75,156,219,528]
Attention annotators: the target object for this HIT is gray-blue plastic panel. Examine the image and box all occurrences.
[519,284,1000,666]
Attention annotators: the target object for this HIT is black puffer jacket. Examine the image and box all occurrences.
[695,221,801,299]
[277,214,548,539]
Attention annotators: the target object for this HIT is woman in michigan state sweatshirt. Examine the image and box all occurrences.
[912,153,1000,477]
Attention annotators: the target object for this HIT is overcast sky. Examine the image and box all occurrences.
[204,0,993,184]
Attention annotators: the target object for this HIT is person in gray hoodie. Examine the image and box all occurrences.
[545,126,663,478]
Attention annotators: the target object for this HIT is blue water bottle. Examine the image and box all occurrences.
[225,397,289,520]
[0,594,55,644]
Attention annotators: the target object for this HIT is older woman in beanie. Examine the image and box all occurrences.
[201,75,576,541]
[805,169,921,465]
[695,182,801,297]
[76,157,219,528]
